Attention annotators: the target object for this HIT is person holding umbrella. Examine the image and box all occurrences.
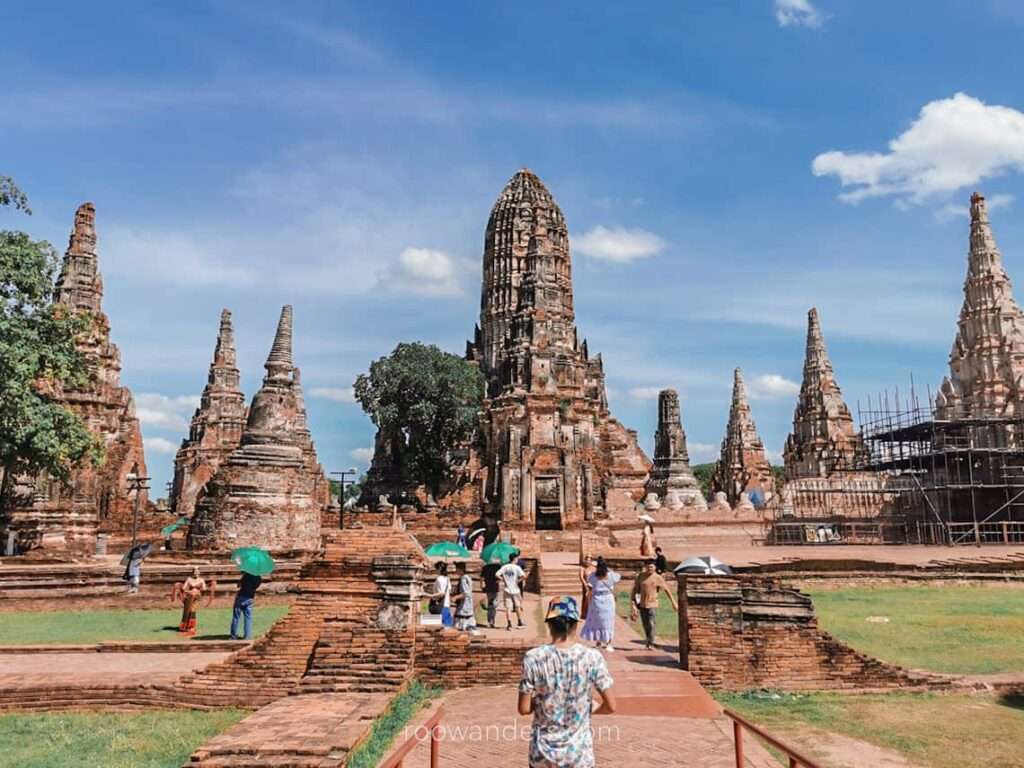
[229,547,274,640]
[122,542,152,595]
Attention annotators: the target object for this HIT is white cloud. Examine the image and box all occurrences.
[688,441,719,463]
[745,374,800,400]
[135,393,201,431]
[934,193,1014,223]
[105,228,254,287]
[310,387,356,404]
[145,436,179,455]
[775,0,825,28]
[378,247,466,297]
[813,93,1024,205]
[351,447,374,466]
[629,386,668,400]
[574,226,667,264]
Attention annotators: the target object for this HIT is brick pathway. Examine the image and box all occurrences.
[0,651,229,687]
[392,612,775,768]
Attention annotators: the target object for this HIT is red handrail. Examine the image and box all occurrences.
[379,705,444,768]
[723,708,823,768]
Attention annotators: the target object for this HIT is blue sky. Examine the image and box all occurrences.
[4,0,1024,496]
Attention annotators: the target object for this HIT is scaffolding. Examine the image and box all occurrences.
[853,383,1024,546]
[766,380,1024,546]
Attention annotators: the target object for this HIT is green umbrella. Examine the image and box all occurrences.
[160,516,190,537]
[231,547,276,576]
[480,541,520,565]
[424,541,471,558]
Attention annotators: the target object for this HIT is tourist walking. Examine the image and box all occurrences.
[230,570,262,640]
[518,595,616,768]
[452,561,478,634]
[580,557,620,651]
[496,552,526,630]
[639,516,657,558]
[482,562,500,628]
[430,561,453,627]
[456,523,468,548]
[173,567,211,636]
[578,555,595,619]
[630,559,678,650]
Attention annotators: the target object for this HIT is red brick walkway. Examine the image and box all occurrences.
[391,615,775,767]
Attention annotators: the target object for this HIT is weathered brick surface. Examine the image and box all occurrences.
[189,306,328,552]
[0,203,150,553]
[170,310,246,520]
[711,369,775,506]
[414,627,529,688]
[678,575,951,692]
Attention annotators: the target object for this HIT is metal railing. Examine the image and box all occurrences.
[724,708,822,768]
[379,705,444,768]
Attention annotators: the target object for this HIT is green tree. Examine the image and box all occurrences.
[691,462,716,497]
[354,343,484,495]
[0,180,100,518]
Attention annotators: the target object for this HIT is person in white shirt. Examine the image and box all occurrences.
[430,561,453,627]
[496,553,526,630]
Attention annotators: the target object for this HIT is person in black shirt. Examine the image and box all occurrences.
[482,562,501,628]
[230,572,262,640]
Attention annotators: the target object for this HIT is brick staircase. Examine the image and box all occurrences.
[300,622,415,694]
[0,560,301,602]
[541,567,582,596]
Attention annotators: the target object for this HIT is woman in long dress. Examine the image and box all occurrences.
[578,555,595,620]
[173,567,213,636]
[580,558,620,651]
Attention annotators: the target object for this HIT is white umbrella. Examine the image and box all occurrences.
[674,555,733,575]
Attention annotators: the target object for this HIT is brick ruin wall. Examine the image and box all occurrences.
[414,628,528,688]
[678,575,950,692]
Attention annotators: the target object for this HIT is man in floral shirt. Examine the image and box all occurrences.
[518,596,616,768]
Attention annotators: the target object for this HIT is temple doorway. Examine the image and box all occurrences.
[534,476,563,530]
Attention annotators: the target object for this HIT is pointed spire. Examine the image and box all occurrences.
[265,305,293,382]
[732,367,747,405]
[712,367,775,504]
[969,192,999,263]
[938,192,1024,420]
[785,308,861,479]
[214,309,237,368]
[804,308,830,373]
[55,202,103,314]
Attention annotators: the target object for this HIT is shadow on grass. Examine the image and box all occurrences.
[998,692,1024,711]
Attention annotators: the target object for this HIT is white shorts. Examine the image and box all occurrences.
[503,592,522,610]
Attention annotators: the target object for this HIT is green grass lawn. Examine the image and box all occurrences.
[0,709,249,768]
[614,588,679,640]
[718,690,1024,768]
[806,585,1024,674]
[0,605,290,645]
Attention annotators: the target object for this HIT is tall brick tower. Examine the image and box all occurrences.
[783,308,864,479]
[936,192,1024,428]
[171,309,247,518]
[467,169,650,528]
[0,203,148,550]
